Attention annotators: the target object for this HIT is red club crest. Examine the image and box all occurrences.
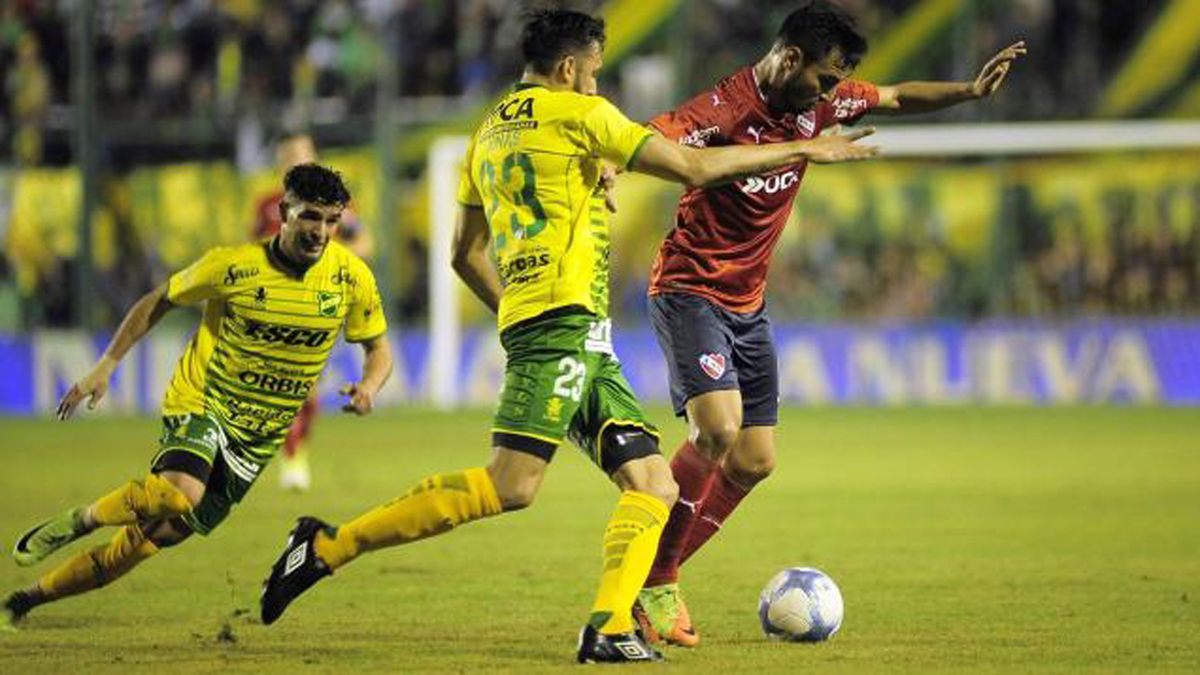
[698,353,727,380]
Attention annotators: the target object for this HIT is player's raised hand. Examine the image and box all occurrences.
[804,126,879,164]
[971,41,1026,98]
[56,357,117,420]
[339,382,376,416]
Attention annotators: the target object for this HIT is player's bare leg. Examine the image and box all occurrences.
[634,390,741,646]
[681,425,776,565]
[279,396,317,491]
[644,424,776,646]
[578,451,675,663]
[5,472,201,627]
[260,447,531,624]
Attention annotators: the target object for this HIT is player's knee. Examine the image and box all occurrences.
[143,518,193,548]
[693,420,740,458]
[607,433,678,508]
[644,471,679,508]
[150,472,204,511]
[617,466,678,509]
[491,478,539,512]
[486,451,547,512]
[725,453,776,487]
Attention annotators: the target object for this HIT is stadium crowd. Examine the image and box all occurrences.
[1,0,1170,161]
[1,0,1196,328]
[765,190,1200,321]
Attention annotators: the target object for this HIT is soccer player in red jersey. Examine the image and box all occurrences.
[251,133,375,491]
[634,1,1025,646]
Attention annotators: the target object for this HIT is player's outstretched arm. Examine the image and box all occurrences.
[631,127,878,188]
[873,41,1026,116]
[341,334,393,416]
[56,282,175,420]
[451,204,502,314]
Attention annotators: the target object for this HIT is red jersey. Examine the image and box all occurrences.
[648,67,879,313]
[253,190,286,239]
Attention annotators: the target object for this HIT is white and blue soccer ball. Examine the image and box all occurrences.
[758,567,844,642]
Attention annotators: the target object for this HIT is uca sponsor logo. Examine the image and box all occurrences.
[739,169,802,195]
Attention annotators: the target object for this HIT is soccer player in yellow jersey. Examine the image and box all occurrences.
[259,10,876,662]
[2,164,392,629]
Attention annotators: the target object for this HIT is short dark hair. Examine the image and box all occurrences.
[284,163,350,206]
[521,9,606,75]
[777,1,868,67]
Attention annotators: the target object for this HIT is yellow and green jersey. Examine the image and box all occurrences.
[457,83,653,332]
[162,239,386,462]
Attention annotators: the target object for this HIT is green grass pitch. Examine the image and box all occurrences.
[0,407,1196,673]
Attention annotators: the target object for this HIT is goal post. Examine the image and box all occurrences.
[425,121,1200,408]
[427,135,469,409]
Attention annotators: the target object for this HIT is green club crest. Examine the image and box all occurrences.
[317,291,341,317]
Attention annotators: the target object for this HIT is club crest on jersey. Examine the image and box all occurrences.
[316,291,341,317]
[698,353,727,380]
[797,112,816,138]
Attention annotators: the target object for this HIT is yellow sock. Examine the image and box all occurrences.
[90,474,192,526]
[314,467,502,570]
[589,491,670,634]
[37,525,160,601]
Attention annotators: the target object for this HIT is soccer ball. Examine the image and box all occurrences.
[758,567,844,642]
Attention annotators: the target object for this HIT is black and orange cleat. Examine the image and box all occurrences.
[634,584,699,648]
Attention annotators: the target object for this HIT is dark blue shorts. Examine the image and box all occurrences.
[648,292,779,427]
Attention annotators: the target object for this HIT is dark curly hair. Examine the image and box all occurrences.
[521,9,606,76]
[283,162,351,206]
[778,0,868,68]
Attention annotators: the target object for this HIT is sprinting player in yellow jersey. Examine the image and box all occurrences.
[258,9,876,663]
[2,164,392,629]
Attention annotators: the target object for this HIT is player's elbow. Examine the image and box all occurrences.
[147,283,175,317]
[450,246,478,281]
[450,236,477,276]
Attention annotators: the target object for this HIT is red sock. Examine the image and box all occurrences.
[678,468,749,567]
[283,397,318,458]
[644,441,718,587]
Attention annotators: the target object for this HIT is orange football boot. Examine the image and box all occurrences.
[633,583,700,647]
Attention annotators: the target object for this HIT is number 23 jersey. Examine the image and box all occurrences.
[457,83,653,333]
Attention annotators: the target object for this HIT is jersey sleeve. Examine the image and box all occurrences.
[344,261,388,343]
[827,79,880,126]
[648,87,731,147]
[580,98,654,168]
[166,247,227,306]
[456,134,484,208]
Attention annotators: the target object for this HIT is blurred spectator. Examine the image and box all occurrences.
[1,0,1198,329]
[6,32,50,164]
